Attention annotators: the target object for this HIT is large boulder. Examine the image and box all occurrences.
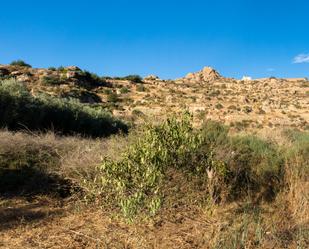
[201,67,221,81]
[66,66,81,71]
[66,70,80,79]
[184,66,222,83]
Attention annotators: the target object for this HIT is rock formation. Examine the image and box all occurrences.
[177,66,222,84]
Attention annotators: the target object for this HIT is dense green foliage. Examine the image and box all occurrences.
[10,60,32,68]
[80,70,107,87]
[84,113,286,218]
[0,79,128,137]
[86,113,201,217]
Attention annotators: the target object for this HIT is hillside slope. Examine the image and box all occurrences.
[1,64,308,131]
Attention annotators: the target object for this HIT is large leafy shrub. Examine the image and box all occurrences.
[85,113,205,218]
[84,114,231,218]
[0,79,128,137]
[84,115,284,218]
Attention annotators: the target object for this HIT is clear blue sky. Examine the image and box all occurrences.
[1,0,309,79]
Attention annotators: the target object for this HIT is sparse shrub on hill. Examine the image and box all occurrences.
[10,60,32,68]
[81,70,101,83]
[0,79,128,137]
[103,89,113,95]
[123,75,143,83]
[136,84,146,92]
[215,103,224,109]
[107,92,119,103]
[57,66,65,71]
[114,75,143,83]
[131,109,144,116]
[61,89,102,103]
[120,87,130,94]
[71,70,107,88]
[41,75,64,85]
[243,105,253,113]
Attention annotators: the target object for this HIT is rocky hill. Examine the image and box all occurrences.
[1,64,308,131]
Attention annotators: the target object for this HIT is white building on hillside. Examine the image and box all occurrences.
[242,76,252,81]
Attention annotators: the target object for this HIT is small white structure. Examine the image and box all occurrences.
[242,76,252,81]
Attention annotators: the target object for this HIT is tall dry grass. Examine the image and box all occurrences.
[0,129,132,196]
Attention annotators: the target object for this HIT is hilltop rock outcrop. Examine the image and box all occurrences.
[177,66,222,84]
[188,66,221,82]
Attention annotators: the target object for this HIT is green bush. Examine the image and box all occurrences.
[84,114,230,218]
[83,115,285,218]
[0,79,128,137]
[10,60,32,68]
[132,109,144,116]
[215,103,224,109]
[57,66,66,71]
[103,89,113,95]
[114,75,143,83]
[107,92,119,103]
[82,70,101,82]
[123,75,143,83]
[243,106,253,113]
[120,87,130,94]
[84,113,204,218]
[200,120,229,148]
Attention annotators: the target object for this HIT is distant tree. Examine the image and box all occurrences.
[10,60,32,68]
[123,75,143,83]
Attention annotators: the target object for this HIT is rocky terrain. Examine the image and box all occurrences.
[1,64,308,132]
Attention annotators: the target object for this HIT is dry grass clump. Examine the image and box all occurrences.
[284,130,309,225]
[0,129,131,197]
[0,130,69,195]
